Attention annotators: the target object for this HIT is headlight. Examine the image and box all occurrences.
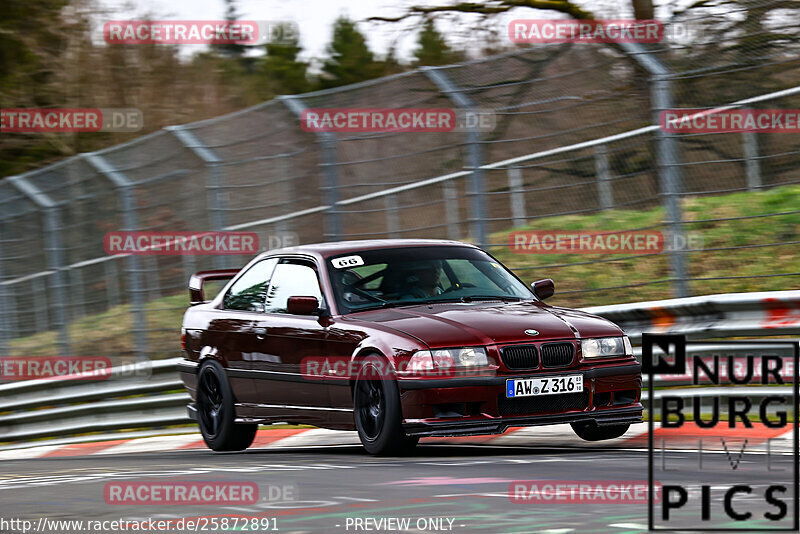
[581,336,632,358]
[406,351,434,372]
[407,347,489,371]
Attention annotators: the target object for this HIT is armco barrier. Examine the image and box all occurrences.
[586,290,800,342]
[0,291,798,443]
[0,358,187,442]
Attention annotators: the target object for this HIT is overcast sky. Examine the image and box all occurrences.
[94,0,653,63]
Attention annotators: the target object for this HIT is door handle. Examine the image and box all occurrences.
[254,327,266,339]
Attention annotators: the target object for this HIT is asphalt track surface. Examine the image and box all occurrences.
[0,442,795,533]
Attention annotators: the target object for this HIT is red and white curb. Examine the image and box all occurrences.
[0,422,793,460]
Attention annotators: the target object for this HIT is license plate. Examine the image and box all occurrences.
[506,375,583,398]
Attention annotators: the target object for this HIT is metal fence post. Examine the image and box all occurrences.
[70,268,85,319]
[8,176,71,356]
[619,43,689,298]
[6,282,18,341]
[274,157,293,240]
[7,176,72,355]
[167,126,228,269]
[146,257,161,300]
[385,194,401,238]
[32,277,48,333]
[319,133,342,241]
[0,198,12,354]
[181,254,197,296]
[594,145,614,211]
[280,96,341,240]
[4,281,18,346]
[44,208,72,355]
[84,154,149,361]
[743,131,762,191]
[424,67,487,247]
[105,259,120,308]
[0,240,9,356]
[280,96,341,241]
[443,180,460,240]
[507,166,527,227]
[653,74,689,298]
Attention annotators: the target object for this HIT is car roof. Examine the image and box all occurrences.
[258,239,478,260]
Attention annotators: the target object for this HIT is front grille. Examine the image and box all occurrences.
[498,392,589,416]
[540,342,575,367]
[501,344,539,370]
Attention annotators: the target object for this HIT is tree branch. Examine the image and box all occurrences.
[368,1,594,23]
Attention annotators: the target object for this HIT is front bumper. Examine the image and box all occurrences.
[398,362,642,437]
[403,405,643,438]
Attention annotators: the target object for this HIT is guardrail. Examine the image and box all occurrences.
[586,290,800,342]
[0,358,187,442]
[1,291,798,443]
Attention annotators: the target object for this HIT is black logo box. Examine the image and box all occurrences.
[644,334,800,532]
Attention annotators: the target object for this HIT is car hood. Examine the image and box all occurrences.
[351,300,624,348]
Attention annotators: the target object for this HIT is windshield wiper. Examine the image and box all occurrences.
[351,295,523,311]
[459,295,525,303]
[425,295,525,304]
[350,301,396,312]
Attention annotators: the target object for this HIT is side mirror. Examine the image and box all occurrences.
[531,279,555,301]
[287,296,320,315]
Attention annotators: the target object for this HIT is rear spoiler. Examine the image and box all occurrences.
[189,269,240,305]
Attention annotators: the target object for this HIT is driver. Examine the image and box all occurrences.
[399,261,443,299]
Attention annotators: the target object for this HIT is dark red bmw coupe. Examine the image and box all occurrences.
[178,239,642,455]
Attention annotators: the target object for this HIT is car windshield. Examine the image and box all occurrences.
[327,245,533,313]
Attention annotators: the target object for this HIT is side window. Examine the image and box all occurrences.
[264,261,323,314]
[223,258,278,312]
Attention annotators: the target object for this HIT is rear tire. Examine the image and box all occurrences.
[196,360,257,451]
[571,422,630,441]
[353,355,417,455]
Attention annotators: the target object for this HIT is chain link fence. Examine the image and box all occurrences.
[1,10,799,361]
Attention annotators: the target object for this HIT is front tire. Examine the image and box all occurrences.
[571,422,630,441]
[353,356,417,455]
[197,360,257,451]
